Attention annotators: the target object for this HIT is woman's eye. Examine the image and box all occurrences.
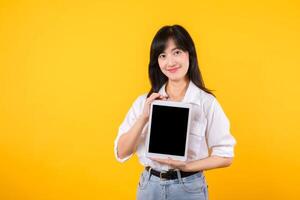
[174,50,182,55]
[159,54,166,59]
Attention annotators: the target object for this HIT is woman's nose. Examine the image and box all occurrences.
[166,56,176,67]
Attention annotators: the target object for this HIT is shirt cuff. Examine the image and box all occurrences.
[211,146,235,157]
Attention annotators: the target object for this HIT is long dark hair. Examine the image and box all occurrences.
[147,24,214,98]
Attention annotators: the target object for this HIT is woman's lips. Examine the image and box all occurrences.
[167,67,180,73]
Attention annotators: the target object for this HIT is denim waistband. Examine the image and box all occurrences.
[142,168,205,184]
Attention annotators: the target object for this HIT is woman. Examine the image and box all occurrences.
[114,24,236,200]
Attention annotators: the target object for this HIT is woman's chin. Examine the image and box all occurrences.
[167,75,186,82]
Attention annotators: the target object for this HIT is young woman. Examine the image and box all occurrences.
[114,25,236,200]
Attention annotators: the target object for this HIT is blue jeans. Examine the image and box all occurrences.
[137,169,209,200]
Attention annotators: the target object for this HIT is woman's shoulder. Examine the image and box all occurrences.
[195,88,218,115]
[197,89,229,117]
[130,93,148,109]
[199,88,214,99]
[194,86,216,105]
[189,81,215,105]
[135,93,148,102]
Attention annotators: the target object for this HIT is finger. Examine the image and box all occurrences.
[150,92,161,98]
[159,159,182,167]
[158,95,168,100]
[150,158,163,162]
[151,93,168,100]
[147,93,161,103]
[147,94,166,105]
[150,158,168,164]
[151,158,175,167]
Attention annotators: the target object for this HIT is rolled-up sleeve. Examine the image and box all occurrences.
[114,95,145,162]
[206,98,236,157]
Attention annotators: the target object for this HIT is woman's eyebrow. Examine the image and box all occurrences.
[162,47,179,53]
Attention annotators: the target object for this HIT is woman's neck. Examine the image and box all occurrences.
[166,77,189,101]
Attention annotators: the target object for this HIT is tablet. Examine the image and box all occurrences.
[145,100,192,161]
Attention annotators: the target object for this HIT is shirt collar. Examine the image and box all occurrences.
[158,80,201,105]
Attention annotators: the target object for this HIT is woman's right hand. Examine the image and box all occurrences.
[117,93,168,160]
[140,93,168,121]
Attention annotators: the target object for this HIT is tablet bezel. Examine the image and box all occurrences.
[145,100,192,161]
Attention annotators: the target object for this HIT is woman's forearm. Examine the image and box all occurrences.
[184,156,233,172]
[117,115,148,159]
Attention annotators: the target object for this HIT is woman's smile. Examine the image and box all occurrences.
[167,66,181,73]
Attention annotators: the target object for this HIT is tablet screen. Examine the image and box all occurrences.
[148,104,189,156]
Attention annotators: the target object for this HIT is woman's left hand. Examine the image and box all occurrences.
[150,157,189,171]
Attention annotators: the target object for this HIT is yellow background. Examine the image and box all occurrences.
[1,0,299,199]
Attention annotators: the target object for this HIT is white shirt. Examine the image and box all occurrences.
[114,80,236,171]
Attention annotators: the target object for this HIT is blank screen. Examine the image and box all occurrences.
[148,104,189,156]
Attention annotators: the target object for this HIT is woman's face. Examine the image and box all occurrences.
[158,38,189,81]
